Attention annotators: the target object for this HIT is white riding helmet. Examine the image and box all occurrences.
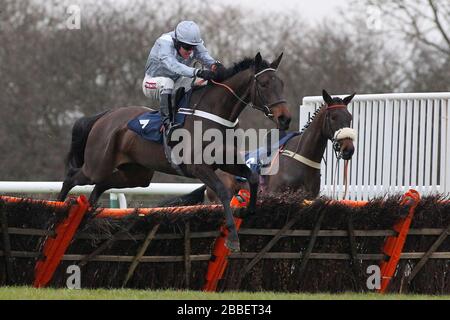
[175,21,203,45]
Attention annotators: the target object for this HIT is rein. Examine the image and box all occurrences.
[325,104,354,199]
[210,68,286,119]
[178,68,284,128]
[210,79,249,105]
[332,159,350,200]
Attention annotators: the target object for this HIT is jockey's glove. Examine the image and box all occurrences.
[196,69,215,81]
[212,61,226,81]
[212,61,224,71]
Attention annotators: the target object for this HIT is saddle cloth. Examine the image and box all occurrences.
[242,131,301,176]
[127,90,192,144]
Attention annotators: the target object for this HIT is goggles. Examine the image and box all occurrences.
[179,42,195,51]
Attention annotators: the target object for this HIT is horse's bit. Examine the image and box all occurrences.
[325,104,356,159]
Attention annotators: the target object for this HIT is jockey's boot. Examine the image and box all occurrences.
[160,93,180,138]
[160,93,172,133]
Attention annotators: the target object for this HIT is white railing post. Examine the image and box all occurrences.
[109,193,128,209]
[118,193,127,209]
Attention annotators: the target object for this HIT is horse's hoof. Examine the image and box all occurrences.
[225,239,240,252]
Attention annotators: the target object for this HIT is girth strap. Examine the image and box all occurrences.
[177,108,239,128]
[281,149,321,170]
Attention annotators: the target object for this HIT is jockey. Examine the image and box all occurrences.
[143,20,222,134]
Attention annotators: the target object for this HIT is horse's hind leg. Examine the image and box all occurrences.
[88,164,153,205]
[189,165,239,252]
[57,169,92,201]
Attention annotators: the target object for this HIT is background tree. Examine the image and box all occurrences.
[356,0,450,91]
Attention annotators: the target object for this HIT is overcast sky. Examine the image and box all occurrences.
[211,0,352,23]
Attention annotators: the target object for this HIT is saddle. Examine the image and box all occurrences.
[172,77,208,114]
[127,84,205,175]
[127,89,192,144]
[126,79,209,174]
[127,111,184,144]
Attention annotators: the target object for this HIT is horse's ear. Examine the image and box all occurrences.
[255,52,263,69]
[270,52,283,69]
[343,93,356,105]
[322,89,333,105]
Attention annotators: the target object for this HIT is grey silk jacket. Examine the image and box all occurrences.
[144,31,215,80]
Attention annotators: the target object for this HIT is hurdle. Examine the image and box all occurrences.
[0,190,448,293]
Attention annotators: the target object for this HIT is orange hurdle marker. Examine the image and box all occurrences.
[33,195,90,288]
[203,189,250,292]
[378,189,421,293]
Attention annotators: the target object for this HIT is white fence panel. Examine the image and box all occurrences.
[444,99,450,193]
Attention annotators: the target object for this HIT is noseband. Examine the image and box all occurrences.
[325,104,357,159]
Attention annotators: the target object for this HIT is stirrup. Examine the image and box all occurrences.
[166,122,181,138]
[162,127,186,177]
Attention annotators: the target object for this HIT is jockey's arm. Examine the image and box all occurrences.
[161,53,198,78]
[193,42,216,69]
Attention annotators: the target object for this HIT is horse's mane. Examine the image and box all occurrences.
[216,57,271,81]
[300,104,325,134]
[300,97,347,133]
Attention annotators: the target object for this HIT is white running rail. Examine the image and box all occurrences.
[0,182,204,208]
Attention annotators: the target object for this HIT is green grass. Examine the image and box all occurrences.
[0,286,448,300]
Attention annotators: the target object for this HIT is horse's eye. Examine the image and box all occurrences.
[260,81,269,88]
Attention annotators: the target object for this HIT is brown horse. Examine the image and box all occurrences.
[171,90,355,203]
[261,90,355,196]
[57,53,291,252]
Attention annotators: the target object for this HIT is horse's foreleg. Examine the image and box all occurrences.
[189,165,239,252]
[220,164,259,214]
[206,170,244,203]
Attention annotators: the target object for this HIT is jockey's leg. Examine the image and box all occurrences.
[142,75,175,132]
[159,90,172,130]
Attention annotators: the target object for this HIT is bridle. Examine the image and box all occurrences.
[323,103,356,200]
[324,104,349,159]
[211,68,286,119]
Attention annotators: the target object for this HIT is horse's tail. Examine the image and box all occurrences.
[65,110,109,175]
[156,185,207,207]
